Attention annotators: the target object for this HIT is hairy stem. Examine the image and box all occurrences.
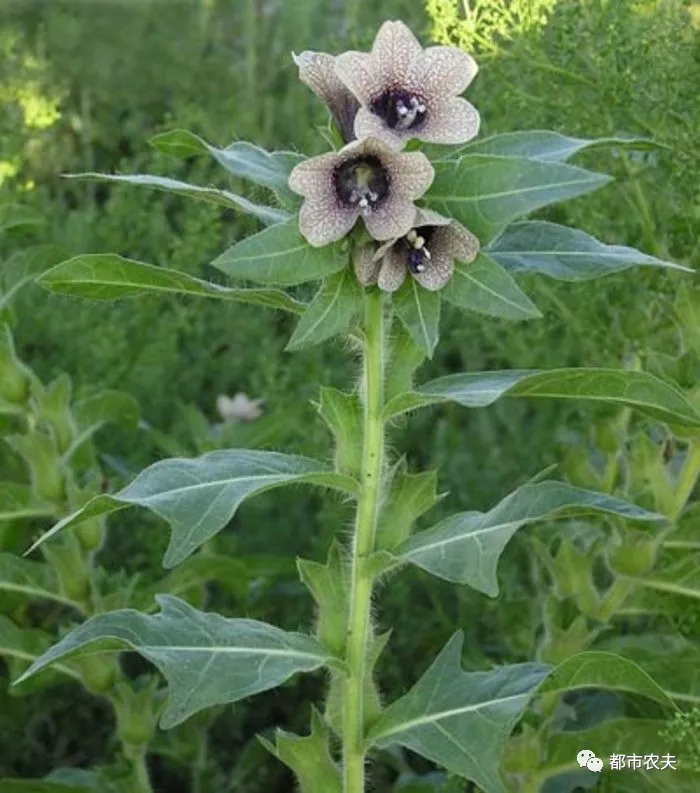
[128,746,154,793]
[343,289,385,793]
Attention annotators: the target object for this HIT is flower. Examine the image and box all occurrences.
[288,136,434,247]
[216,393,264,422]
[335,20,480,149]
[354,208,479,292]
[293,51,360,143]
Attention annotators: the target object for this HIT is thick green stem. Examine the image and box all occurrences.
[342,289,385,793]
[126,746,154,793]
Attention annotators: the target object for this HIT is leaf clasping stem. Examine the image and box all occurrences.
[342,287,385,793]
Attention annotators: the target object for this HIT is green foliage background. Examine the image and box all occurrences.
[1,0,699,790]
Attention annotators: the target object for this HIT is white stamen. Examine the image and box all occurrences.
[423,248,432,260]
[406,230,418,243]
[368,191,378,202]
[397,101,409,116]
[416,262,426,272]
[358,197,369,208]
[417,103,426,113]
[414,236,425,250]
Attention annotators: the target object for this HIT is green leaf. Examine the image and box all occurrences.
[326,630,390,735]
[394,481,663,595]
[453,130,657,162]
[0,553,78,609]
[441,253,541,321]
[675,283,700,359]
[376,460,443,551]
[384,368,700,428]
[487,221,692,281]
[149,128,302,203]
[393,279,440,358]
[0,482,55,521]
[366,632,551,793]
[25,450,358,568]
[596,634,700,705]
[539,650,676,708]
[260,708,342,793]
[134,554,252,610]
[298,542,348,657]
[385,321,426,403]
[425,155,612,242]
[286,269,362,350]
[0,782,95,793]
[634,556,700,602]
[508,718,680,788]
[44,769,110,791]
[212,218,345,286]
[0,615,81,686]
[63,173,288,226]
[37,255,303,314]
[15,595,334,728]
[73,390,140,433]
[315,387,363,476]
[0,203,45,234]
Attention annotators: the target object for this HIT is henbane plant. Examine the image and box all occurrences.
[12,20,700,792]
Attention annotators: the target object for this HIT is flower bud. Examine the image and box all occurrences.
[608,533,658,576]
[75,518,106,553]
[0,326,31,405]
[42,533,91,602]
[77,655,118,694]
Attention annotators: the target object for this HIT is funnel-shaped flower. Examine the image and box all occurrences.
[216,393,264,423]
[354,209,479,291]
[335,20,479,149]
[288,137,434,247]
[293,51,360,143]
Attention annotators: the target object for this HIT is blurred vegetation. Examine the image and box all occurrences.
[1,0,699,790]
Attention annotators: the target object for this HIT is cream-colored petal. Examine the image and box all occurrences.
[387,150,435,200]
[353,243,381,285]
[412,250,454,291]
[293,51,359,142]
[299,197,358,247]
[363,197,416,242]
[371,20,423,84]
[294,51,343,104]
[435,221,480,263]
[288,153,338,198]
[372,238,397,262]
[353,107,406,150]
[377,247,408,292]
[408,46,478,100]
[335,51,384,105]
[419,97,480,145]
[414,207,452,228]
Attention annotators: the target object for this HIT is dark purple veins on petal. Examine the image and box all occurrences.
[371,88,427,131]
[333,155,391,212]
